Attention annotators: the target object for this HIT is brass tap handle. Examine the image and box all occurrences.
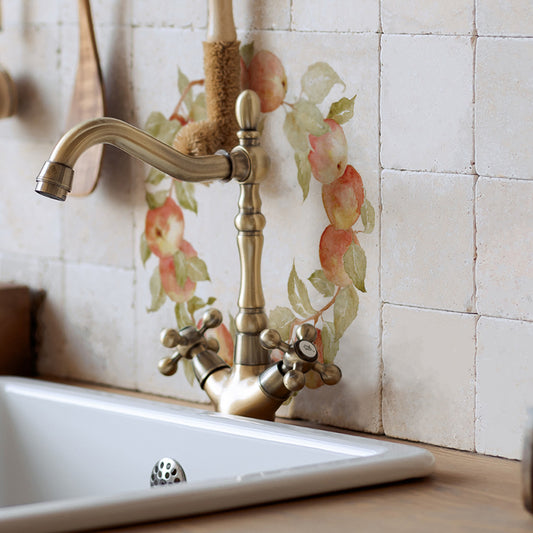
[259,324,342,392]
[158,308,224,377]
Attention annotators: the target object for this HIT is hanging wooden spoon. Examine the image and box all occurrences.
[65,0,105,196]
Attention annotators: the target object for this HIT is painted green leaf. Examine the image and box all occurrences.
[187,256,210,282]
[327,94,357,125]
[288,263,316,318]
[173,250,188,288]
[268,306,296,342]
[294,152,311,201]
[147,267,166,312]
[301,62,345,104]
[182,359,196,386]
[178,68,193,112]
[144,111,181,145]
[321,321,339,364]
[343,242,367,293]
[293,100,329,136]
[240,42,254,67]
[145,168,167,186]
[333,285,359,339]
[308,269,335,298]
[174,181,198,214]
[283,111,310,153]
[187,295,208,318]
[144,111,166,136]
[360,198,375,234]
[140,232,151,267]
[145,190,168,209]
[190,93,207,122]
[175,302,194,329]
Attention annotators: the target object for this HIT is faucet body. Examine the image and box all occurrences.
[36,90,340,421]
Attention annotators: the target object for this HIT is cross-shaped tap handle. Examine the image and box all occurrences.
[259,324,342,392]
[158,308,223,376]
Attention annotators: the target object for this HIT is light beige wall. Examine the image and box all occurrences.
[0,0,531,459]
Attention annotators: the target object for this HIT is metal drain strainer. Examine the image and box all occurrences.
[150,457,187,487]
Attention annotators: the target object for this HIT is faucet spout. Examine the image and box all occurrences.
[35,117,249,201]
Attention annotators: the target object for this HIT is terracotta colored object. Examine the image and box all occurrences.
[0,284,33,376]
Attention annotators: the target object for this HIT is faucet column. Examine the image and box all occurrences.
[231,91,271,366]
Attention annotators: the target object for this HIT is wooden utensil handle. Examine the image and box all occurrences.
[207,0,236,42]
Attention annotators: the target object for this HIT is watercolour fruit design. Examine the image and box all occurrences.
[319,226,359,287]
[242,43,375,389]
[308,119,348,184]
[140,43,374,390]
[159,240,198,303]
[322,165,365,229]
[246,50,287,113]
[145,197,185,258]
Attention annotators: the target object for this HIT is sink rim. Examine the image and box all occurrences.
[0,377,434,533]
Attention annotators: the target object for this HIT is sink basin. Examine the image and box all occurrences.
[0,377,434,532]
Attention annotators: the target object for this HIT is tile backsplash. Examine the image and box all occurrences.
[0,0,531,459]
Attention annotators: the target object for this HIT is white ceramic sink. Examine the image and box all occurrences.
[0,377,434,532]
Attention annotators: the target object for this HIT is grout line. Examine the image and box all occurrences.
[472,0,479,454]
[377,0,385,435]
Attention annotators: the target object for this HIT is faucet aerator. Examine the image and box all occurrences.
[35,161,74,201]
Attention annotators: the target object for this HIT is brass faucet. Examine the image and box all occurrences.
[35,90,341,421]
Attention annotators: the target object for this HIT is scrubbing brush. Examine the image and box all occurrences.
[173,0,240,156]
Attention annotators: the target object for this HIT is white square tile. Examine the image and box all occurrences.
[475,38,533,179]
[476,317,533,459]
[476,0,533,36]
[382,304,476,450]
[1,0,60,28]
[60,263,136,388]
[291,0,379,32]
[476,177,533,321]
[60,0,133,26]
[381,170,475,312]
[0,26,63,143]
[381,35,474,173]
[132,28,205,126]
[234,0,290,30]
[382,0,474,35]
[0,140,62,259]
[131,0,206,28]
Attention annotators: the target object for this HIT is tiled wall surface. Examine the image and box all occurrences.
[0,0,531,459]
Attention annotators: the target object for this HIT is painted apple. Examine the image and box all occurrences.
[319,225,359,287]
[145,197,185,258]
[159,240,197,303]
[248,50,287,113]
[308,119,348,185]
[322,165,365,230]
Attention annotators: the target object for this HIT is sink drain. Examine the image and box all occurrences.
[150,457,187,487]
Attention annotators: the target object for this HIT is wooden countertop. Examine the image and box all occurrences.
[53,381,533,533]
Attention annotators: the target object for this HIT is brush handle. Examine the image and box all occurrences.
[207,0,236,42]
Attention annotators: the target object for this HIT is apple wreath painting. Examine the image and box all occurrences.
[140,43,375,387]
